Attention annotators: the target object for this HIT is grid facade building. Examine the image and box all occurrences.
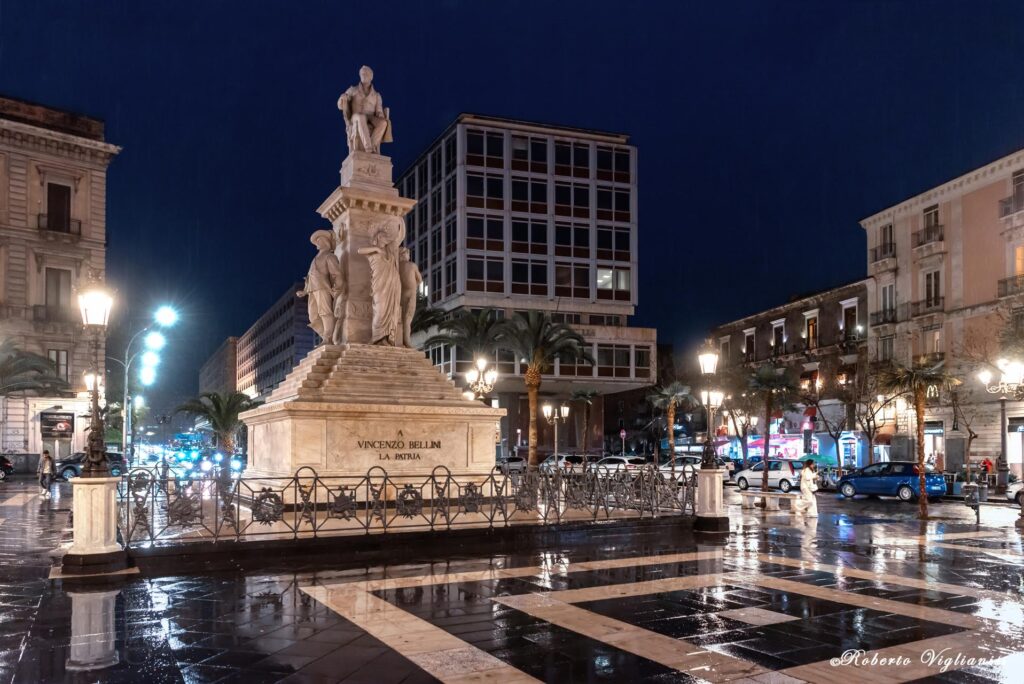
[397,114,657,456]
[0,95,120,465]
[198,336,237,395]
[235,282,315,401]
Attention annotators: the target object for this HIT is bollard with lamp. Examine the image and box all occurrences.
[694,342,729,533]
[60,278,128,576]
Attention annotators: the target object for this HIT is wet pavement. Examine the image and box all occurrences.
[1,477,1023,683]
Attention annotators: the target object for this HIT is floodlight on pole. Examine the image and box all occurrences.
[139,366,157,386]
[144,331,166,351]
[154,305,179,327]
[140,351,161,368]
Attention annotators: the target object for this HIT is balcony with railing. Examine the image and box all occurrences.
[999,274,1024,297]
[37,214,82,235]
[999,193,1024,219]
[870,308,899,326]
[32,305,77,323]
[911,297,945,317]
[870,242,896,262]
[912,225,944,249]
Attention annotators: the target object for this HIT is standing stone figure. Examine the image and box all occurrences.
[399,247,422,348]
[297,229,343,344]
[357,226,403,345]
[337,65,393,155]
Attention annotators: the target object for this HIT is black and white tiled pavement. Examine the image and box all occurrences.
[2,478,1023,683]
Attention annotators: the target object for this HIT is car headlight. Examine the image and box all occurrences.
[230,459,242,471]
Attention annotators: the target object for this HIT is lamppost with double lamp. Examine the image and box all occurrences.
[62,277,126,576]
[695,342,729,534]
[978,361,1021,499]
[542,403,570,461]
[465,357,498,399]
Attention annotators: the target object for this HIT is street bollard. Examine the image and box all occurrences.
[963,483,980,524]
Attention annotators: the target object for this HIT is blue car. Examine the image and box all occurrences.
[838,461,946,502]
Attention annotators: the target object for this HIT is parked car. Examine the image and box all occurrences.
[656,456,698,483]
[0,456,13,481]
[1005,481,1023,507]
[57,452,125,480]
[734,459,804,492]
[539,454,590,472]
[590,456,646,474]
[498,455,526,474]
[837,461,946,502]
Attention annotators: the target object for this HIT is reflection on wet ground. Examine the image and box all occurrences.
[1,478,1023,682]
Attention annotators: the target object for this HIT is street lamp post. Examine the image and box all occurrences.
[695,342,729,534]
[978,364,1023,528]
[542,403,570,461]
[110,307,176,461]
[62,278,126,576]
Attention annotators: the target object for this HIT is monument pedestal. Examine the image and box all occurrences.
[694,468,729,534]
[242,344,504,478]
[62,477,127,575]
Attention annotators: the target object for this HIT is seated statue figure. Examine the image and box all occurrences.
[337,65,393,155]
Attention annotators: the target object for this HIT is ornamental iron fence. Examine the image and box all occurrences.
[118,464,695,548]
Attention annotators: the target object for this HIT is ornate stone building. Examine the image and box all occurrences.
[0,95,119,465]
[861,147,1024,477]
[710,280,870,467]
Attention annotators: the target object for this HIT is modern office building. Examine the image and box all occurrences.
[861,146,1024,477]
[234,282,315,401]
[0,95,120,467]
[198,336,237,395]
[397,114,657,456]
[710,280,870,467]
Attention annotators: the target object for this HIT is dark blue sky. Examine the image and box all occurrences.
[3,1,1024,412]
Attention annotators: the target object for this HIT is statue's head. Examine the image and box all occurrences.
[359,65,374,85]
[400,247,411,262]
[310,229,335,251]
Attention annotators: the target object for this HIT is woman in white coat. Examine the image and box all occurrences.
[794,459,818,517]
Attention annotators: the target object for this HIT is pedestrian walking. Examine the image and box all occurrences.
[794,459,818,517]
[37,449,55,499]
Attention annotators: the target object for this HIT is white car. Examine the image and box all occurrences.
[590,456,646,474]
[734,459,804,493]
[657,455,700,482]
[1007,481,1024,507]
[498,455,526,474]
[539,454,590,472]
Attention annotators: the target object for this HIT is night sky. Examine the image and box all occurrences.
[3,1,1024,414]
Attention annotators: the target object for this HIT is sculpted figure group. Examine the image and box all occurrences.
[299,226,421,348]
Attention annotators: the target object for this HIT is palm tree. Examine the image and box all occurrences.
[570,388,600,454]
[410,293,446,335]
[423,307,503,359]
[745,366,799,492]
[0,338,69,396]
[175,391,258,455]
[879,362,960,519]
[496,311,594,468]
[646,382,695,470]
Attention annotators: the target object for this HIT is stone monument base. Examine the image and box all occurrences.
[241,344,505,479]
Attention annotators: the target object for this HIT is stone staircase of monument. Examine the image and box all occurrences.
[265,344,469,405]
